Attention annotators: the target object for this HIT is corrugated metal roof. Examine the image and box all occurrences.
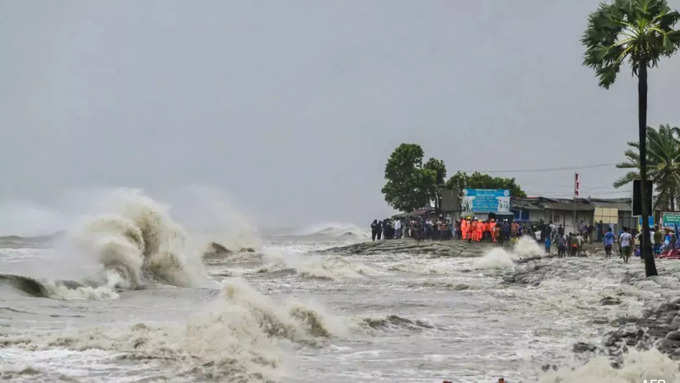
[510,197,630,211]
[589,198,631,210]
[544,201,594,211]
[510,197,545,210]
[462,196,633,213]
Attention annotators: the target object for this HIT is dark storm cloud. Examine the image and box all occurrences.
[1,0,680,231]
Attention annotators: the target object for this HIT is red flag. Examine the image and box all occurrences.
[574,173,580,197]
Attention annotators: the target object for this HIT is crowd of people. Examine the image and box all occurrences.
[457,217,521,244]
[371,216,532,243]
[370,217,452,241]
[601,224,680,262]
[526,220,586,257]
[370,215,680,265]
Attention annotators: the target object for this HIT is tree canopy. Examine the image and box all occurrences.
[615,124,680,210]
[424,158,446,185]
[582,0,680,277]
[583,0,680,88]
[382,144,526,212]
[424,158,447,209]
[381,144,442,212]
[445,171,527,198]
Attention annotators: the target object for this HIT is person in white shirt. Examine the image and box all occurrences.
[394,219,402,239]
[619,227,634,264]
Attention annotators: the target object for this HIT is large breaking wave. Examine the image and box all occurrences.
[1,277,344,382]
[67,190,204,289]
[1,189,217,299]
[0,189,348,381]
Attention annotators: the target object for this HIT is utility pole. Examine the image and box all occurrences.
[573,173,579,232]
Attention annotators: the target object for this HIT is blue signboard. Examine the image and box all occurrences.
[637,216,655,227]
[461,189,510,213]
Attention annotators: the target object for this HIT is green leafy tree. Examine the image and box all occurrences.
[445,171,469,193]
[614,124,680,210]
[583,0,680,276]
[424,158,447,209]
[445,171,527,198]
[381,144,437,212]
[424,158,447,184]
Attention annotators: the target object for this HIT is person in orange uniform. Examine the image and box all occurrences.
[461,218,468,240]
[475,219,484,242]
[479,220,488,241]
[489,219,497,242]
[511,221,519,238]
[471,219,478,241]
[469,218,477,242]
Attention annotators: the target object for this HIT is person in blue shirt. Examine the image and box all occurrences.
[603,227,616,257]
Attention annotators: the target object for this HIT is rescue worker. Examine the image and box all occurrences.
[478,220,487,241]
[461,218,469,240]
[469,218,478,242]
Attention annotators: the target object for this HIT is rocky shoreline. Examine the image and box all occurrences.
[504,251,680,367]
[318,238,496,257]
[603,299,680,363]
[323,238,680,368]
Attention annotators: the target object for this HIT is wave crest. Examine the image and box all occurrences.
[67,190,205,290]
[474,236,543,270]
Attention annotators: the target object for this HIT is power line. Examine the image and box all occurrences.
[584,186,627,191]
[530,190,630,195]
[527,190,632,197]
[468,163,616,174]
[530,188,629,194]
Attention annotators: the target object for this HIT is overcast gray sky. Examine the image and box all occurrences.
[2,0,680,234]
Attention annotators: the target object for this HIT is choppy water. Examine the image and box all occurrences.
[2,192,680,382]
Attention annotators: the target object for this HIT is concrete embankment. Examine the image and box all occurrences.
[319,239,496,257]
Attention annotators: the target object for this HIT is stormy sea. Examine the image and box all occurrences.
[2,190,680,382]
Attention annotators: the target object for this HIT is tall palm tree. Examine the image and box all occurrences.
[615,125,680,211]
[583,0,680,277]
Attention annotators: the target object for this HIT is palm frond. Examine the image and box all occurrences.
[583,0,680,86]
[614,171,640,188]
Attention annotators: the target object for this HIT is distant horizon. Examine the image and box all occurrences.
[0,185,642,238]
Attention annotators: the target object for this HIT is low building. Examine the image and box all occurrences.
[543,199,594,233]
[589,198,636,232]
[511,197,594,233]
[510,196,644,233]
[439,190,639,234]
[510,197,545,223]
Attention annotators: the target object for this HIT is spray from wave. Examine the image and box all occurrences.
[167,186,262,255]
[474,236,543,270]
[0,189,351,381]
[295,257,381,280]
[254,248,382,281]
[289,222,369,241]
[1,189,223,299]
[3,277,345,381]
[64,189,209,290]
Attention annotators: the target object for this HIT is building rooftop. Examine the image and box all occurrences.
[511,197,631,212]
